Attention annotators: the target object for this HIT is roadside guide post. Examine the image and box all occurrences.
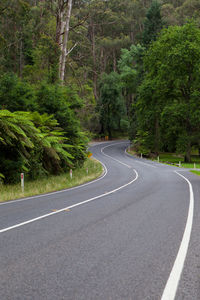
[21,173,24,193]
[70,169,72,179]
[157,156,159,163]
[87,153,92,175]
[179,161,181,167]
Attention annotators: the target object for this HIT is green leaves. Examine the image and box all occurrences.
[136,22,200,160]
[0,110,74,183]
[142,0,164,47]
[98,72,128,137]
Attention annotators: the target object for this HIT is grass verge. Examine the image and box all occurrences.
[191,170,200,176]
[0,158,103,203]
[155,153,200,168]
[127,150,200,169]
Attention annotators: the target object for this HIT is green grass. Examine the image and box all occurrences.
[128,150,200,169]
[155,153,200,168]
[191,170,200,176]
[0,158,103,203]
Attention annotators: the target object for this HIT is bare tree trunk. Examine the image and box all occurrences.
[91,20,97,100]
[58,11,65,74]
[59,0,73,83]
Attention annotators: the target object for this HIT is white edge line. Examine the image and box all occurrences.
[101,142,132,168]
[161,171,194,300]
[0,169,138,234]
[124,149,157,169]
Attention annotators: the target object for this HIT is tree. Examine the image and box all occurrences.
[35,82,88,167]
[118,44,145,115]
[57,0,74,82]
[98,72,128,138]
[136,22,200,161]
[142,0,164,46]
[0,73,37,111]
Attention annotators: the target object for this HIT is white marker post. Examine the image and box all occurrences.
[21,173,24,193]
[194,163,196,169]
[70,169,72,179]
[141,153,143,159]
[179,161,181,168]
[157,156,159,163]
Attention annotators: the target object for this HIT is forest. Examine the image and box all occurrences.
[0,0,200,184]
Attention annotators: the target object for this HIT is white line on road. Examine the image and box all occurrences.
[161,171,194,300]
[125,150,157,168]
[101,142,132,168]
[0,169,138,234]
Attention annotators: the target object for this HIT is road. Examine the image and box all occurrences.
[1,141,200,300]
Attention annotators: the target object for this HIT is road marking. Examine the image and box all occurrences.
[125,149,157,169]
[0,169,138,234]
[161,171,194,300]
[101,142,132,168]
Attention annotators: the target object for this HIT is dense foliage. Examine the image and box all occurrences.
[0,110,74,183]
[135,22,200,162]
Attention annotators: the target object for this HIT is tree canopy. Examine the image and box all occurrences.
[136,22,200,161]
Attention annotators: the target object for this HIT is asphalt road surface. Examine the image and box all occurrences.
[1,141,200,300]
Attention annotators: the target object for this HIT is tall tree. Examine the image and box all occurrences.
[58,0,73,82]
[98,72,128,138]
[142,0,164,46]
[136,22,200,161]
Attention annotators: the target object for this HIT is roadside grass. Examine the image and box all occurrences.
[128,149,200,169]
[0,158,103,203]
[191,170,200,176]
[156,153,200,168]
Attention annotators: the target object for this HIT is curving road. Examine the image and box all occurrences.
[1,141,200,299]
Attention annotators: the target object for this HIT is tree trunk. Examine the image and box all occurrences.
[19,36,23,77]
[130,24,134,42]
[108,126,112,140]
[100,48,104,74]
[90,20,97,100]
[113,50,116,72]
[59,0,73,83]
[56,1,62,44]
[154,117,160,155]
[184,142,191,163]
